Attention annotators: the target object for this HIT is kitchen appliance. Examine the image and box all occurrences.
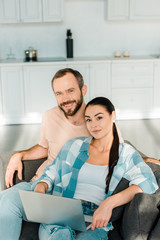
[25,47,37,61]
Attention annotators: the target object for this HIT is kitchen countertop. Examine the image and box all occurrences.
[0,55,159,65]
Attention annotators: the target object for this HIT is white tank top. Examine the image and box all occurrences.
[74,162,108,206]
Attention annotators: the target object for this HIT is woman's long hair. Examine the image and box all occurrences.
[85,97,119,194]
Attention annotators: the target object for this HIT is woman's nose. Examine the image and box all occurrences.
[91,121,97,128]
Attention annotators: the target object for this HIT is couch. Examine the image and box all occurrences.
[0,147,160,240]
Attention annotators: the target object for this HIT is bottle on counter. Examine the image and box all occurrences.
[66,29,73,58]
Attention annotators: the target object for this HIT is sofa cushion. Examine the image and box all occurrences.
[148,215,160,240]
[121,191,160,240]
[110,178,129,222]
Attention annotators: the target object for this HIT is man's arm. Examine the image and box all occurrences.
[5,144,48,188]
[143,157,160,165]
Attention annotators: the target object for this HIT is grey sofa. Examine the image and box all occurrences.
[0,149,160,240]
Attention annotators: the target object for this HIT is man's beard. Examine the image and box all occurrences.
[59,92,83,117]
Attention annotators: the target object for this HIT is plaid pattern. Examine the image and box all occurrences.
[39,136,158,199]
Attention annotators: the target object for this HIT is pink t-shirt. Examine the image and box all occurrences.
[34,107,90,180]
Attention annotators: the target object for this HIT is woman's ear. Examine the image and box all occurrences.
[112,111,116,122]
[81,85,87,97]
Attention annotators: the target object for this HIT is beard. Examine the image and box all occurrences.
[58,92,83,117]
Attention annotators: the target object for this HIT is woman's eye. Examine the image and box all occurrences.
[97,116,102,120]
[85,119,91,122]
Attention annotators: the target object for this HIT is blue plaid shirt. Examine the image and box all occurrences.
[35,136,158,198]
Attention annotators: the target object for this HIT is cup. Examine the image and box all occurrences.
[114,50,121,58]
[123,51,130,57]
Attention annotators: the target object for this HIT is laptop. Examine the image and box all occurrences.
[19,190,89,232]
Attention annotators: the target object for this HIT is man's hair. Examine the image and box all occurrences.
[51,68,84,91]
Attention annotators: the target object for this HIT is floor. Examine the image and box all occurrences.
[0,119,159,159]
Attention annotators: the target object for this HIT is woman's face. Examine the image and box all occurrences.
[85,105,116,140]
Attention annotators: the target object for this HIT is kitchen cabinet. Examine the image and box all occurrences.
[0,58,160,125]
[111,62,154,119]
[23,64,66,122]
[89,63,111,100]
[105,0,160,21]
[0,0,19,23]
[66,63,90,102]
[0,66,25,123]
[130,0,160,20]
[0,0,63,23]
[20,0,42,23]
[0,72,2,117]
[42,0,63,22]
[0,0,41,23]
[105,0,129,21]
[153,63,160,112]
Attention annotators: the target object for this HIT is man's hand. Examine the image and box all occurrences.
[5,152,23,188]
[34,182,48,194]
[143,157,160,165]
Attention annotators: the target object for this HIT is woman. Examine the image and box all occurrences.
[34,97,158,240]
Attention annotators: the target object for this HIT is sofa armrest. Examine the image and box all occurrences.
[13,158,47,185]
[0,151,47,191]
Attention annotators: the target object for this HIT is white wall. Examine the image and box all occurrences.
[0,0,160,59]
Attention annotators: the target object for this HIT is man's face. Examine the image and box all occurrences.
[53,72,84,117]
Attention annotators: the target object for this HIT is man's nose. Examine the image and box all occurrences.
[62,93,70,102]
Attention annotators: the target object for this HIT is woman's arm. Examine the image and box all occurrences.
[91,184,142,230]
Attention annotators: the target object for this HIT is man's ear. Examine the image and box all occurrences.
[81,85,87,97]
[112,111,116,122]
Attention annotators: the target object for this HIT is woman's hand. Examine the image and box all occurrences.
[91,198,113,230]
[34,182,48,194]
[91,185,143,230]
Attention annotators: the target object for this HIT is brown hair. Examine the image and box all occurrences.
[51,68,84,91]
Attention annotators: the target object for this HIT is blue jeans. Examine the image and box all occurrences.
[39,224,108,240]
[39,200,109,240]
[0,181,38,240]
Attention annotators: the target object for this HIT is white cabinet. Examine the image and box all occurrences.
[153,63,160,113]
[130,0,160,20]
[20,0,42,23]
[90,63,111,100]
[105,0,129,20]
[1,66,25,123]
[42,0,63,22]
[0,0,63,23]
[0,70,2,116]
[66,63,90,103]
[111,62,154,119]
[0,0,19,23]
[105,0,160,21]
[23,64,66,122]
[0,0,41,23]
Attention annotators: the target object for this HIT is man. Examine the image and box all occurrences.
[5,68,160,189]
[5,68,90,188]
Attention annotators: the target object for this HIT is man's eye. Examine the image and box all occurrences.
[56,93,61,96]
[68,89,73,93]
[85,119,91,122]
